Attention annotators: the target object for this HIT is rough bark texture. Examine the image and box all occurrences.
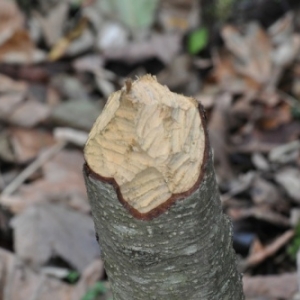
[83,75,244,299]
[84,152,244,299]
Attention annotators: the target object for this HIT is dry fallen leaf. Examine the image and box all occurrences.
[2,150,89,213]
[0,93,25,119]
[213,49,260,96]
[75,259,105,296]
[0,73,27,93]
[221,23,272,85]
[0,74,28,121]
[0,0,24,45]
[0,248,103,300]
[0,29,45,63]
[157,54,196,90]
[102,33,181,64]
[250,176,283,208]
[11,203,99,272]
[232,122,300,154]
[0,0,45,63]
[8,98,50,127]
[243,273,298,300]
[51,100,101,131]
[269,141,300,164]
[158,0,200,33]
[8,127,55,163]
[34,2,69,47]
[258,102,292,130]
[275,167,300,203]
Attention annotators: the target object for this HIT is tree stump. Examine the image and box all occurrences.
[83,75,244,300]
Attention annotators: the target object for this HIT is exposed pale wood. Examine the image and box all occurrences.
[84,75,205,214]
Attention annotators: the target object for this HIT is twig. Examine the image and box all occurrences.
[54,127,88,147]
[1,141,66,197]
[241,229,294,271]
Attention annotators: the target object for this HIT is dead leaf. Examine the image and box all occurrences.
[8,99,50,127]
[34,3,69,47]
[0,248,101,300]
[251,153,270,171]
[243,273,297,300]
[0,132,15,162]
[250,176,283,208]
[73,54,104,73]
[8,127,55,163]
[269,141,300,164]
[275,167,300,203]
[96,0,159,33]
[0,29,45,64]
[269,13,300,68]
[158,0,200,33]
[0,74,28,121]
[268,12,294,46]
[290,208,300,227]
[194,84,219,109]
[11,203,99,272]
[1,150,89,213]
[0,73,27,93]
[73,55,116,98]
[157,54,197,91]
[221,23,272,85]
[213,49,260,96]
[51,100,101,130]
[0,0,24,45]
[51,74,89,100]
[75,259,105,295]
[232,122,300,153]
[258,102,292,130]
[102,33,181,64]
[0,93,25,119]
[97,22,128,51]
[272,34,300,68]
[0,128,55,164]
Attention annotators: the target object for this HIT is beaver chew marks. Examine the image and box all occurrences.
[84,75,206,214]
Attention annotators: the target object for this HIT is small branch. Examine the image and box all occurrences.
[1,141,66,197]
[242,229,294,270]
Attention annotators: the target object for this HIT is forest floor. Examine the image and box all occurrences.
[0,0,300,299]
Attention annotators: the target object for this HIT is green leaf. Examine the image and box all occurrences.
[81,282,107,300]
[98,0,159,31]
[66,271,80,284]
[188,28,208,55]
[287,223,300,260]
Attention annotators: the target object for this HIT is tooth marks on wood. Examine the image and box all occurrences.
[84,75,207,218]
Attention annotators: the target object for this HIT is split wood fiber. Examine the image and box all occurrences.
[84,75,244,300]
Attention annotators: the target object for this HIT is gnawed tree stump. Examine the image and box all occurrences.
[83,75,244,300]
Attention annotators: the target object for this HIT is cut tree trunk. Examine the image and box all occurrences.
[83,75,244,300]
